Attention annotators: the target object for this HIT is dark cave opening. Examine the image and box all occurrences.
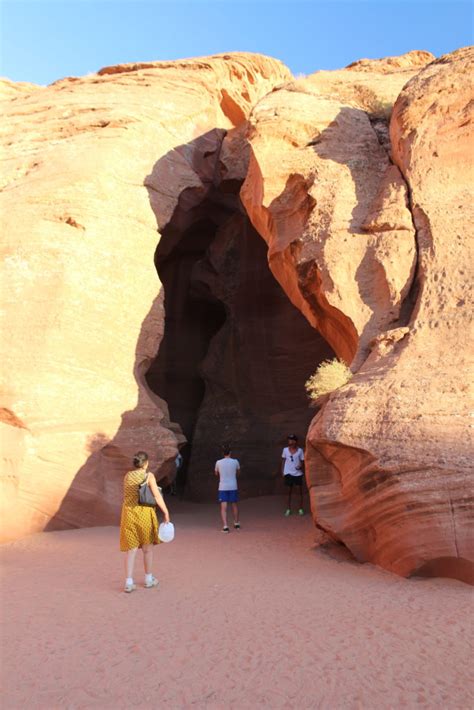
[146,216,227,487]
[146,192,336,500]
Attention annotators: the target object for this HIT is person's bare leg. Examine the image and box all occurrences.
[300,484,304,510]
[142,544,154,575]
[142,543,159,587]
[125,548,138,579]
[231,502,239,524]
[220,502,228,528]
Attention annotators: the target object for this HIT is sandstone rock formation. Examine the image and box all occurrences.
[0,54,291,541]
[1,48,472,584]
[240,52,432,365]
[142,112,336,500]
[0,78,42,100]
[241,48,474,582]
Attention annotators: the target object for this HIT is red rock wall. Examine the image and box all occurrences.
[240,49,474,582]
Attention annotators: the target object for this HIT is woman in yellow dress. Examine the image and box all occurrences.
[120,451,171,593]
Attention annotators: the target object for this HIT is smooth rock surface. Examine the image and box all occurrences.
[0,54,291,541]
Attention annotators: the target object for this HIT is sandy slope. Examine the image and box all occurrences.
[1,497,473,709]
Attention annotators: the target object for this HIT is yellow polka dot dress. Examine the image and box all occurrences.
[119,470,160,551]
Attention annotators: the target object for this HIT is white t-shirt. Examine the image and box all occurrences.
[215,457,240,491]
[282,447,304,476]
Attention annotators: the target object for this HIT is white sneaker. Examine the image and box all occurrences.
[124,582,137,593]
[144,576,159,589]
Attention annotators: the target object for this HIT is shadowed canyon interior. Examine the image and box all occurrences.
[145,187,335,499]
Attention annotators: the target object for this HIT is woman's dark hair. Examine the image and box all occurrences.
[133,451,149,469]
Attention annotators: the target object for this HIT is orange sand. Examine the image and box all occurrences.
[1,497,473,709]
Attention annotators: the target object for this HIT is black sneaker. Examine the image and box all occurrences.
[234,523,240,529]
[222,526,230,533]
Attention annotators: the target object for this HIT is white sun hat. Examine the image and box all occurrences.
[158,522,175,543]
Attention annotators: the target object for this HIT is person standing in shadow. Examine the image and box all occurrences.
[281,435,305,516]
[170,449,183,496]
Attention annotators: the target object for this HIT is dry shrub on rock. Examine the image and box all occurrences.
[305,359,352,401]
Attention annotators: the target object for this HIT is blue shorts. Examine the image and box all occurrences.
[218,490,239,503]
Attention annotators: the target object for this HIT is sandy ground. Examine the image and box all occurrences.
[1,496,473,710]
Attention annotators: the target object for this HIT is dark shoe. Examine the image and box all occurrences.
[234,522,240,529]
[222,527,230,533]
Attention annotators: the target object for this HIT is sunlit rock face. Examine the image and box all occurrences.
[0,54,292,541]
[1,48,473,585]
[239,52,429,365]
[240,47,473,583]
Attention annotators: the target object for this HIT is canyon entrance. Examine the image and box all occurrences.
[146,169,334,499]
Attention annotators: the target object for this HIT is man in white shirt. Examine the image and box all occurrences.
[281,434,305,516]
[215,446,240,533]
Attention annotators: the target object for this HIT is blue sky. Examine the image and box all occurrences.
[1,0,472,85]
